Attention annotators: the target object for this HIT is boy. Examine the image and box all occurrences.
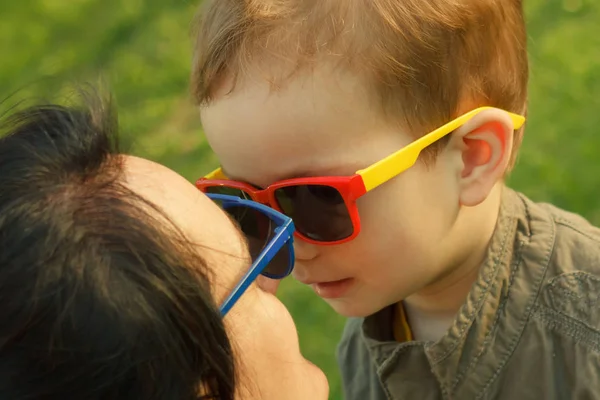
[191,0,600,398]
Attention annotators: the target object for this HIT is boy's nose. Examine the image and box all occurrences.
[293,239,319,262]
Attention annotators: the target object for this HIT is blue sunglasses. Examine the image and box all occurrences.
[206,193,296,316]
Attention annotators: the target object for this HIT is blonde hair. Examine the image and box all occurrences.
[191,0,528,167]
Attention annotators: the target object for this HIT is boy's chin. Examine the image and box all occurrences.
[325,298,391,318]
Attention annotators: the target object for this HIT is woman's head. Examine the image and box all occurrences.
[0,93,327,399]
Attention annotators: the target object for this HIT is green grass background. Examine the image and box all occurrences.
[1,1,599,398]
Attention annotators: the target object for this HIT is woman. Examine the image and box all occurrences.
[0,94,328,399]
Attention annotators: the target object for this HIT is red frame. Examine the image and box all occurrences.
[195,175,368,245]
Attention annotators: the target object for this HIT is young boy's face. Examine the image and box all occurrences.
[200,64,466,317]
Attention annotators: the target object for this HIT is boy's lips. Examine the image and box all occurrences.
[305,278,354,299]
[297,276,347,285]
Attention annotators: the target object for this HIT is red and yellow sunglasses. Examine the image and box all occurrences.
[196,107,525,245]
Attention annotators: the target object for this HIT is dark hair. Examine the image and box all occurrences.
[0,92,235,399]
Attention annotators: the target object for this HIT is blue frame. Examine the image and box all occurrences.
[206,193,296,316]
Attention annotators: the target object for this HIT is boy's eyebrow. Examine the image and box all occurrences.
[221,167,262,188]
[222,168,312,188]
[221,165,358,185]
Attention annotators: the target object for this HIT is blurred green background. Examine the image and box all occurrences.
[1,0,599,398]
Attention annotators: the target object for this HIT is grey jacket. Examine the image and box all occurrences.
[337,188,600,400]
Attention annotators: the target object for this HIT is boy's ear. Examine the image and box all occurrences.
[447,109,515,207]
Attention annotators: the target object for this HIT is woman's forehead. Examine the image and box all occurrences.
[122,156,238,243]
[122,156,250,294]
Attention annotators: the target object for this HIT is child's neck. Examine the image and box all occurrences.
[401,184,504,342]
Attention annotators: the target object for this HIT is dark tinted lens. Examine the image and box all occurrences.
[274,184,353,242]
[205,185,253,200]
[220,205,290,278]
